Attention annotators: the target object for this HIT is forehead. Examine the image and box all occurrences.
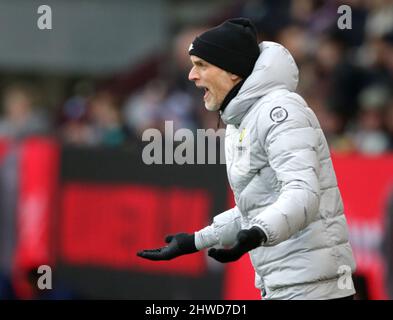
[190,55,209,65]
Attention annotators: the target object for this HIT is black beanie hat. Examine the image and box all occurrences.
[188,18,260,78]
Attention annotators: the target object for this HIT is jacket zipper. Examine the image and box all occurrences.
[226,129,236,190]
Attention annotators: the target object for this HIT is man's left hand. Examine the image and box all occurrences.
[208,226,267,263]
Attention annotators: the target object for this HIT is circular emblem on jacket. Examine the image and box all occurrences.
[270,106,288,123]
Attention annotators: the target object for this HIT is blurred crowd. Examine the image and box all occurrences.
[0,0,393,155]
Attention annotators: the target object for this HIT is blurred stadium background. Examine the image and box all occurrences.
[0,0,392,300]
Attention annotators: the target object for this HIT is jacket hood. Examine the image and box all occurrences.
[221,41,299,125]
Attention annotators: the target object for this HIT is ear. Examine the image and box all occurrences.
[230,73,242,81]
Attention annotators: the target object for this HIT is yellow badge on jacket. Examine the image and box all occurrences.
[239,128,246,142]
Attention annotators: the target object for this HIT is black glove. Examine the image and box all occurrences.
[208,226,266,263]
[137,233,198,261]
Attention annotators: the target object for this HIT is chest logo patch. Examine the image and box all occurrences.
[270,106,288,123]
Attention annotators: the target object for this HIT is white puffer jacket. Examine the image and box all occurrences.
[195,41,356,300]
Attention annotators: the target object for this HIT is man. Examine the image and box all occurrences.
[137,18,356,300]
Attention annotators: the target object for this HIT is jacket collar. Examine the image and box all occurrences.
[220,41,299,126]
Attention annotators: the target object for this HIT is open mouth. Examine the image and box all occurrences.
[202,87,210,100]
[196,84,210,100]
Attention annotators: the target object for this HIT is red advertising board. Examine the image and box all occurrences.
[12,138,60,298]
[60,183,210,276]
[332,153,393,299]
[6,137,392,299]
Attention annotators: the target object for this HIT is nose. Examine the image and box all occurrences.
[188,66,199,82]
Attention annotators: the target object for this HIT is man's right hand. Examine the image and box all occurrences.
[137,233,198,261]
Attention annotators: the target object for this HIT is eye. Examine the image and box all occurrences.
[195,61,206,69]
